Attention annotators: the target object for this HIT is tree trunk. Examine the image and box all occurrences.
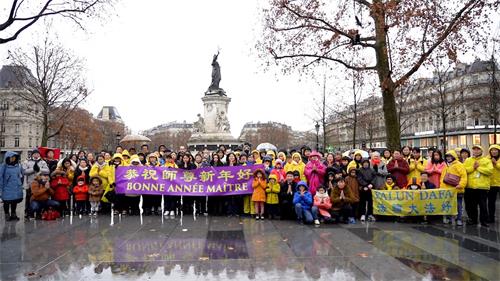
[41,111,49,147]
[442,116,447,154]
[372,1,401,151]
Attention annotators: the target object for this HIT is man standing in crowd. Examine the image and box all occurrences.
[464,145,493,227]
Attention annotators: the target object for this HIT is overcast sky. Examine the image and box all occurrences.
[1,0,498,138]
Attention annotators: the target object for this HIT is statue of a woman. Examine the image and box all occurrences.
[208,51,221,92]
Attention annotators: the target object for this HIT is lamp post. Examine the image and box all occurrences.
[115,132,121,147]
[315,122,320,151]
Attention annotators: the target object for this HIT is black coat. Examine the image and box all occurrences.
[357,167,376,187]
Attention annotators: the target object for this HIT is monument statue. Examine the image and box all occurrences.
[206,51,225,95]
[193,113,205,133]
[216,110,230,132]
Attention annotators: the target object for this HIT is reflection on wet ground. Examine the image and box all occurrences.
[0,213,498,281]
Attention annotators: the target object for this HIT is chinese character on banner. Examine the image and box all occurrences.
[441,201,452,213]
[181,171,196,182]
[409,204,419,215]
[218,170,234,181]
[142,169,159,180]
[162,170,177,180]
[237,169,252,180]
[392,204,403,214]
[377,203,387,214]
[424,203,435,214]
[199,171,215,182]
[124,169,139,180]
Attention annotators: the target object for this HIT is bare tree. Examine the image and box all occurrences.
[8,36,90,146]
[309,74,330,151]
[0,0,112,44]
[242,122,292,149]
[258,0,497,150]
[488,54,499,143]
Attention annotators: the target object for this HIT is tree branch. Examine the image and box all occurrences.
[273,52,376,71]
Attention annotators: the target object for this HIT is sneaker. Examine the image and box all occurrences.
[480,222,489,228]
[260,216,264,220]
[169,211,175,217]
[348,217,356,224]
[443,217,450,224]
[164,211,169,216]
[360,215,366,222]
[255,216,260,220]
[314,219,320,225]
[456,220,463,226]
[368,215,376,222]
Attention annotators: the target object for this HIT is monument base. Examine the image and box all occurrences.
[188,132,242,152]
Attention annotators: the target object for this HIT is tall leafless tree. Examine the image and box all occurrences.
[488,53,499,143]
[8,36,90,146]
[0,0,112,44]
[258,0,497,150]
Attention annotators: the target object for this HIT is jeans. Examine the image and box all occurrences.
[30,200,60,214]
[457,194,464,221]
[295,203,318,223]
[331,205,353,223]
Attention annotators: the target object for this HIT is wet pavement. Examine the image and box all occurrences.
[0,212,499,281]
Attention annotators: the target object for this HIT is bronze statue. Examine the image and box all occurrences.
[206,50,225,95]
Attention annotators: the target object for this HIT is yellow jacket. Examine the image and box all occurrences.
[464,146,494,190]
[101,153,123,203]
[488,144,500,187]
[164,162,178,168]
[440,150,467,193]
[265,175,280,204]
[252,150,262,164]
[284,152,306,181]
[408,157,427,183]
[347,151,363,172]
[90,162,113,198]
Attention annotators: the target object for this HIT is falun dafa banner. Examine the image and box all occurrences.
[372,188,458,216]
[114,165,263,196]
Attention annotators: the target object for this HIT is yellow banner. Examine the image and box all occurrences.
[372,188,457,216]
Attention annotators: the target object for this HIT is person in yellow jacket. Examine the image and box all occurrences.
[265,174,280,219]
[121,150,131,166]
[347,151,363,173]
[252,150,262,164]
[102,153,126,215]
[463,145,494,227]
[408,147,427,185]
[441,150,467,225]
[90,155,113,206]
[284,152,306,181]
[487,144,500,223]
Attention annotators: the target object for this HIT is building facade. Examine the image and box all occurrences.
[326,60,500,151]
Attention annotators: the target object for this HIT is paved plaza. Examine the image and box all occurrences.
[1,207,499,281]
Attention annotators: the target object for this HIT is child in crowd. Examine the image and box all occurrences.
[331,178,355,224]
[420,172,436,190]
[293,170,301,183]
[313,185,332,224]
[271,159,286,183]
[73,175,89,216]
[89,177,104,216]
[407,177,421,190]
[357,160,376,222]
[384,175,399,190]
[293,181,316,224]
[345,168,360,218]
[252,169,267,220]
[50,170,70,216]
[279,171,297,220]
[265,174,280,219]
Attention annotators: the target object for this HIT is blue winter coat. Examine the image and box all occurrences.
[292,181,313,210]
[0,151,24,201]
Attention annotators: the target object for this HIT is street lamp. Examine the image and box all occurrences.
[315,122,320,151]
[115,132,121,147]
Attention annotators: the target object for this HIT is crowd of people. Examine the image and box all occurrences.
[0,143,498,228]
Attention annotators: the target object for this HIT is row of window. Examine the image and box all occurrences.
[0,136,38,148]
[0,123,39,134]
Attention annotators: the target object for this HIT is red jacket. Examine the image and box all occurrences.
[73,184,89,201]
[271,168,286,183]
[387,158,410,189]
[50,175,70,201]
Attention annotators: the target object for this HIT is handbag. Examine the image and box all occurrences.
[443,173,460,186]
[41,209,60,220]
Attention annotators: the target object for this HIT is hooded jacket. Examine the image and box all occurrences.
[347,151,363,172]
[73,175,89,201]
[22,156,49,188]
[284,152,306,181]
[464,145,493,190]
[265,174,280,204]
[0,151,24,201]
[345,173,360,203]
[313,192,332,218]
[102,153,123,203]
[30,176,54,202]
[488,144,500,187]
[440,150,467,193]
[251,169,267,202]
[304,151,326,195]
[89,177,104,203]
[252,150,262,164]
[293,181,313,210]
[89,160,113,200]
[121,150,131,166]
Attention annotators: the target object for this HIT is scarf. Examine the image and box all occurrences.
[315,192,329,200]
[385,182,395,190]
[97,162,107,169]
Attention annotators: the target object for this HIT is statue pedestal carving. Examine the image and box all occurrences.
[188,93,241,152]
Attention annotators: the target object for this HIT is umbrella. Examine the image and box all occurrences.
[256,142,277,151]
[342,149,369,159]
[119,134,152,150]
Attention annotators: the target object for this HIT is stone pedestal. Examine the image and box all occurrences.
[188,93,242,152]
